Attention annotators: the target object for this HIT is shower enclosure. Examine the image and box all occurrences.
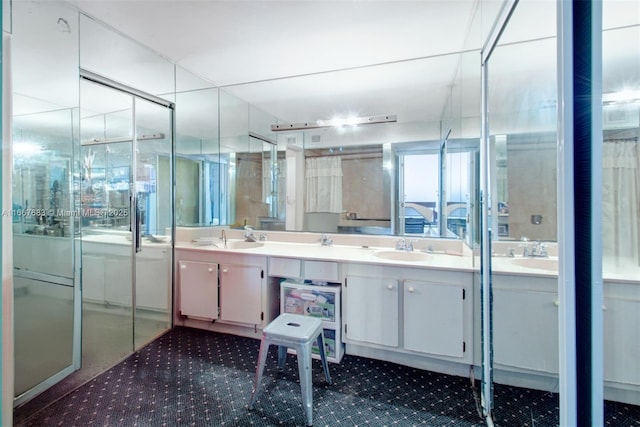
[11,2,180,406]
[78,73,173,378]
[12,75,175,405]
[12,108,79,403]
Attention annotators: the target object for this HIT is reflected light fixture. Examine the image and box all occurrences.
[271,114,396,132]
[603,89,640,105]
[13,142,44,156]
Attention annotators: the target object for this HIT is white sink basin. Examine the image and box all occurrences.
[373,250,431,262]
[225,240,264,250]
[510,257,558,271]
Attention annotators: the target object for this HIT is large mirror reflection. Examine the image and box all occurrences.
[19,3,636,248]
[210,54,480,241]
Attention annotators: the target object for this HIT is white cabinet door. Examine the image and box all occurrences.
[136,256,170,310]
[219,264,263,325]
[344,275,399,347]
[493,288,559,373]
[82,254,105,302]
[404,280,465,358]
[104,257,132,306]
[604,296,640,385]
[178,260,219,320]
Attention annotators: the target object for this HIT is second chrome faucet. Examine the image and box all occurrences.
[396,238,414,251]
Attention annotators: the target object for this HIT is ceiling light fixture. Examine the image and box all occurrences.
[271,114,397,132]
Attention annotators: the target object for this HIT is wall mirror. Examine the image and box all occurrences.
[486,1,639,249]
[487,8,558,243]
[221,53,481,240]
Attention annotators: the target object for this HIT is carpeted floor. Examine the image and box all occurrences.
[16,327,640,426]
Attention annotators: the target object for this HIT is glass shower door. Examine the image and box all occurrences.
[79,77,173,379]
[80,82,136,375]
[132,95,173,349]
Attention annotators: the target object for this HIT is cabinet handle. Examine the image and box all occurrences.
[387,284,393,290]
[208,268,213,273]
[181,264,187,270]
[222,268,228,273]
[408,287,415,293]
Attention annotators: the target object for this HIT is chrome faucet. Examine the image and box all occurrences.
[522,239,548,257]
[320,233,333,246]
[395,238,414,251]
[244,225,256,242]
[220,229,227,248]
[521,236,531,257]
[531,242,548,257]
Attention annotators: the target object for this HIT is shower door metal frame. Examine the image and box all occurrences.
[479,0,519,423]
[79,68,175,364]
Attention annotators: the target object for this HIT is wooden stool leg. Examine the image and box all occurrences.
[248,339,269,410]
[316,333,332,385]
[297,344,314,426]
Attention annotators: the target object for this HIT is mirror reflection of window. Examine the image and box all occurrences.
[401,153,439,236]
[446,151,471,239]
[396,142,473,238]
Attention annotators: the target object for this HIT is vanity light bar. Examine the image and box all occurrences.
[271,114,397,132]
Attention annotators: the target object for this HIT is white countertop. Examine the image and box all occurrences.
[176,239,473,272]
[176,240,639,284]
[76,231,638,284]
[80,233,171,248]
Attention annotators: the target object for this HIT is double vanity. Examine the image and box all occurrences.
[175,229,475,376]
[173,227,640,405]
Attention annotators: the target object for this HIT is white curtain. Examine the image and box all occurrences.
[305,157,343,213]
[602,139,640,267]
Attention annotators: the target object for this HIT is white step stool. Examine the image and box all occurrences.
[248,313,332,426]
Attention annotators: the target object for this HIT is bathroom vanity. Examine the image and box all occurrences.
[81,232,172,311]
[174,228,475,377]
[173,228,640,405]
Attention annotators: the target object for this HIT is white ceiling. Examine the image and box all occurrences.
[69,0,489,87]
[64,0,504,132]
[12,0,639,143]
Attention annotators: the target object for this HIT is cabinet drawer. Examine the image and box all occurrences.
[304,260,339,282]
[269,257,301,278]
